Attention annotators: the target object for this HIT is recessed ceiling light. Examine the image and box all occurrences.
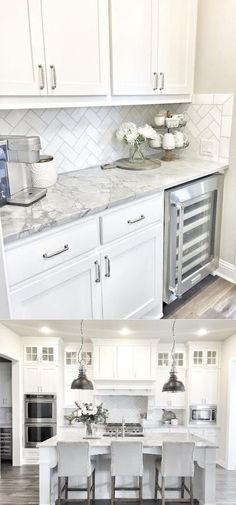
[119,327,131,336]
[40,326,52,335]
[197,328,208,337]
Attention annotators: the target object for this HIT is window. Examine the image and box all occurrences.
[81,351,92,366]
[193,350,203,365]
[158,353,169,366]
[42,347,54,362]
[174,353,184,367]
[207,350,216,365]
[66,351,78,365]
[25,346,38,362]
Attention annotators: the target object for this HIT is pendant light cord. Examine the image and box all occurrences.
[78,319,85,368]
[170,320,177,373]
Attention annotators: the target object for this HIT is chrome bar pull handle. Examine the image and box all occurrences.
[127,214,145,225]
[159,72,165,91]
[153,72,158,91]
[38,65,45,90]
[105,255,111,278]
[43,244,69,259]
[94,260,101,283]
[50,65,57,90]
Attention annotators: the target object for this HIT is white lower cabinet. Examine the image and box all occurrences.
[7,195,163,320]
[10,252,102,319]
[189,427,219,445]
[24,365,58,393]
[101,225,163,319]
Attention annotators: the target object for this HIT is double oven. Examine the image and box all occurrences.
[24,394,57,448]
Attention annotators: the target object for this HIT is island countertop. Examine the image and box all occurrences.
[38,431,217,449]
[0,157,227,245]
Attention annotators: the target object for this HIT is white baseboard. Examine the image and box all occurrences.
[215,259,236,284]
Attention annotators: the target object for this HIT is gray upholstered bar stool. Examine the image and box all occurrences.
[154,441,195,505]
[57,441,95,505]
[111,441,143,505]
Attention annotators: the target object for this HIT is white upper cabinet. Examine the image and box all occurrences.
[157,0,198,95]
[110,0,197,96]
[41,0,110,95]
[24,344,58,365]
[0,363,12,407]
[0,0,46,95]
[189,369,218,405]
[110,0,158,95]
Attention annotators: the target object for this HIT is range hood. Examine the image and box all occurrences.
[94,379,155,396]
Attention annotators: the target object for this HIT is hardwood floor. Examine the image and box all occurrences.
[163,275,236,319]
[1,463,236,505]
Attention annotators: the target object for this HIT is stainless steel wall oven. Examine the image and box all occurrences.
[24,394,57,448]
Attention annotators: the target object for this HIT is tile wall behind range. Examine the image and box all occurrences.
[0,94,233,173]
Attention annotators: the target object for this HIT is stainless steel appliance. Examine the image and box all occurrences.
[24,394,57,448]
[104,422,144,437]
[189,405,217,425]
[25,394,57,423]
[0,135,47,206]
[25,423,57,448]
[164,173,224,304]
[0,140,10,206]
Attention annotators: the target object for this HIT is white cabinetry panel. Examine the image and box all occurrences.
[0,364,12,407]
[0,0,46,95]
[158,0,197,94]
[189,369,218,405]
[41,0,109,95]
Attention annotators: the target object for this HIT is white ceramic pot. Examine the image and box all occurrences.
[31,156,57,188]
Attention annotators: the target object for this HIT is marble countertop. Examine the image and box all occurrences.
[0,157,227,245]
[38,432,217,449]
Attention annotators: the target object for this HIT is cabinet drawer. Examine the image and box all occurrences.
[100,194,163,244]
[6,218,99,286]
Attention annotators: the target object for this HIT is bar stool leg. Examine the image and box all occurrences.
[190,476,194,505]
[58,477,61,505]
[181,477,185,499]
[161,476,165,505]
[111,476,115,505]
[139,476,143,505]
[92,469,95,500]
[65,477,68,500]
[154,467,158,500]
[87,476,91,505]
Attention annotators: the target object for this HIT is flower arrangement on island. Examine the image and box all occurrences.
[116,122,157,163]
[65,402,109,436]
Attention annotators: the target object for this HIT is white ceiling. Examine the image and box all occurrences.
[2,320,236,343]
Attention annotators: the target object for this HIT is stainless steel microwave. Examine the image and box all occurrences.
[190,405,217,424]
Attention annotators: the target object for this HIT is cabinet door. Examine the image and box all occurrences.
[24,345,39,364]
[94,345,116,380]
[39,367,58,394]
[0,0,46,95]
[23,366,40,393]
[101,226,162,319]
[10,254,102,319]
[41,346,57,365]
[158,0,197,94]
[117,346,134,379]
[41,0,109,95]
[189,369,207,405]
[205,370,218,405]
[110,0,158,95]
[0,364,12,407]
[134,345,152,379]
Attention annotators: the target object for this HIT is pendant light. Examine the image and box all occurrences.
[162,320,185,393]
[71,320,94,390]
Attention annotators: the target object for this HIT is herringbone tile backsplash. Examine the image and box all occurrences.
[0,94,233,173]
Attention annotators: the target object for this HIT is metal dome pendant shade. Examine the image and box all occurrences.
[162,320,185,393]
[71,320,94,390]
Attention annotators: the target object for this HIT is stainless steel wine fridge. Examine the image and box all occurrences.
[163,173,224,304]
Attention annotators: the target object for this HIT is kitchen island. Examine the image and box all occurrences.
[38,432,217,505]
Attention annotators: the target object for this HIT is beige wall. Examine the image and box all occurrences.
[195,0,236,269]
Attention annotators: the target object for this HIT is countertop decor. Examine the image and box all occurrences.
[0,157,228,244]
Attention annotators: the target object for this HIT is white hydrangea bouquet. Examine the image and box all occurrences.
[116,122,157,163]
[65,402,109,437]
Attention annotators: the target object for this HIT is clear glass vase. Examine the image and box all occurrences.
[85,421,93,437]
[129,143,145,164]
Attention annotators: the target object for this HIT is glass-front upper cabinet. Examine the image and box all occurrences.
[24,344,57,365]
